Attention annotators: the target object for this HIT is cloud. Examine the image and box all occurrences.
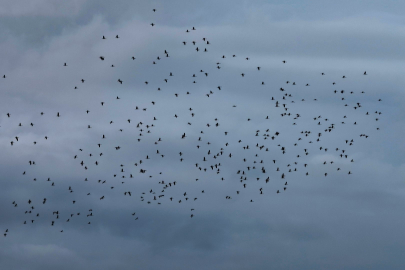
[0,1,404,270]
[0,0,84,17]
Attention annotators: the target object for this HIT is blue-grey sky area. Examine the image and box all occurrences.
[0,1,404,269]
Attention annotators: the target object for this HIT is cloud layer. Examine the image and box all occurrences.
[0,1,404,269]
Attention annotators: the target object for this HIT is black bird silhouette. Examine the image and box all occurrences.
[0,8,384,236]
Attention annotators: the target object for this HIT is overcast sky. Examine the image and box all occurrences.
[0,1,404,269]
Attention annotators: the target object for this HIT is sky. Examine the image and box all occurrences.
[0,0,405,269]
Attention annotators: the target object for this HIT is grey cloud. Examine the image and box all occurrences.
[0,1,404,270]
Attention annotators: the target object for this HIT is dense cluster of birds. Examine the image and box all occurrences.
[1,9,383,237]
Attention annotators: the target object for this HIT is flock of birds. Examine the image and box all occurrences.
[1,9,383,237]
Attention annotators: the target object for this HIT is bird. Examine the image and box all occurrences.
[0,8,383,236]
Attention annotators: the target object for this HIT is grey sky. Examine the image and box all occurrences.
[0,1,404,269]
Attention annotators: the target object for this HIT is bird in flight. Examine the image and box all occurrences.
[0,5,384,237]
